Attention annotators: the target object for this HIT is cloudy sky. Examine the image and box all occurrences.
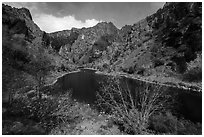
[4,2,165,33]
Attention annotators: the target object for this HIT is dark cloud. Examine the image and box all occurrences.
[40,2,165,27]
[4,2,165,32]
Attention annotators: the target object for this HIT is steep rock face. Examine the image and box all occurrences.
[2,4,44,65]
[116,18,154,74]
[2,4,42,40]
[49,22,121,65]
[2,4,57,69]
[114,2,202,82]
[70,22,120,65]
[46,2,201,85]
[2,2,202,87]
[48,29,79,52]
[148,2,202,73]
[2,4,66,101]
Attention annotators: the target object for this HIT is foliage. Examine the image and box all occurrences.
[96,77,201,134]
[149,112,178,134]
[96,77,170,134]
[8,91,73,132]
[26,39,54,98]
[8,90,103,134]
[149,112,202,135]
[182,67,202,82]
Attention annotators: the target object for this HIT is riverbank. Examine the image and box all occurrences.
[3,68,202,135]
[46,68,201,93]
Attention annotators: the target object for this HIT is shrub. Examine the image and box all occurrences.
[8,90,73,132]
[96,77,169,134]
[149,112,178,134]
[182,67,202,82]
[51,92,76,124]
[149,112,202,135]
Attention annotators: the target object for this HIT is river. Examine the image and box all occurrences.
[44,68,202,122]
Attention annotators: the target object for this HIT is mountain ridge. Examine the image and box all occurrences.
[2,2,202,90]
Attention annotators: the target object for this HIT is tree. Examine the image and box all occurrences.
[97,77,170,134]
[27,38,53,99]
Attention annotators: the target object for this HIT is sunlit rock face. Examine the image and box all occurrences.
[118,2,202,75]
[2,2,202,92]
[2,2,202,130]
[49,21,120,65]
[46,3,201,82]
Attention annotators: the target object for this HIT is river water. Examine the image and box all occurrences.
[45,69,202,122]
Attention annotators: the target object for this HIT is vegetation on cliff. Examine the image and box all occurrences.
[2,2,202,135]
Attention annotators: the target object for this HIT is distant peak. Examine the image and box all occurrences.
[2,3,33,20]
[95,21,118,29]
[19,7,33,20]
[96,21,113,25]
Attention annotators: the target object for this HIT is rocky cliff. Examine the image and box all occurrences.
[2,2,202,89]
[118,3,201,69]
[48,21,121,66]
[2,3,202,135]
[2,4,48,67]
[2,4,68,71]
[46,2,202,87]
[113,2,202,86]
[2,4,69,101]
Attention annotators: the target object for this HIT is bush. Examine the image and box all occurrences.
[149,112,178,134]
[8,91,73,132]
[51,92,78,124]
[96,77,170,134]
[182,67,202,82]
[149,112,202,135]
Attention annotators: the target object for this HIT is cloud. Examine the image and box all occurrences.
[4,2,165,32]
[34,14,101,33]
[4,2,101,32]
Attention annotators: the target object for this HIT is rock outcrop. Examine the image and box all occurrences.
[2,4,65,104]
[2,4,43,40]
[2,2,202,90]
[48,21,120,66]
[2,3,202,134]
[118,2,202,75]
[45,3,202,85]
